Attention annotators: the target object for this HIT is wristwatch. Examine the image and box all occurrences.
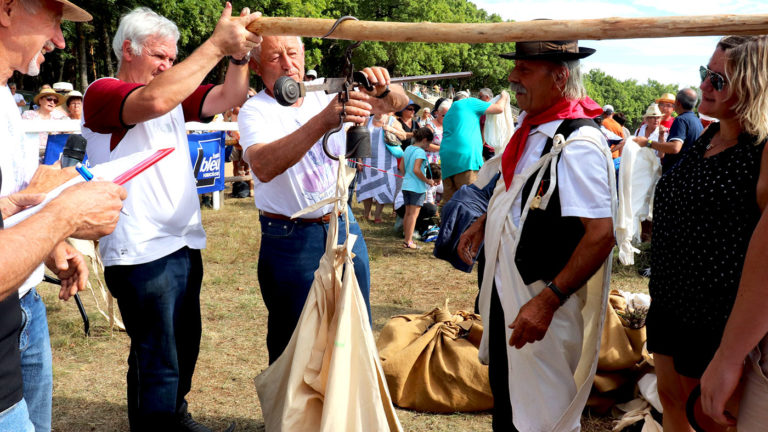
[375,85,391,99]
[545,280,570,305]
[229,53,251,66]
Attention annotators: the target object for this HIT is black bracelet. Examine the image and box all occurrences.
[229,54,250,66]
[375,85,390,99]
[546,280,570,305]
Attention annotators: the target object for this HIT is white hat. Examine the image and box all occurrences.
[602,104,614,115]
[53,82,73,93]
[306,69,317,79]
[65,90,83,104]
[643,103,663,118]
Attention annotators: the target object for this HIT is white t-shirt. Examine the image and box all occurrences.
[0,85,43,297]
[81,78,209,266]
[237,83,347,219]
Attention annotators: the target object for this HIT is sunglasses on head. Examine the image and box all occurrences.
[700,66,727,91]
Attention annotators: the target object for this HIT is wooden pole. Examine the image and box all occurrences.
[246,14,768,43]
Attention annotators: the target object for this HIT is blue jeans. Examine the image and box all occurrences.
[19,288,52,432]
[0,399,34,432]
[258,212,371,364]
[104,247,203,431]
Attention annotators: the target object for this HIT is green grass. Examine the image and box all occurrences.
[44,188,649,431]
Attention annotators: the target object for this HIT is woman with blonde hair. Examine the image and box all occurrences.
[648,35,768,431]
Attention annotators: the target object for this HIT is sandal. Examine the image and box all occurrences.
[374,218,383,224]
[402,241,421,249]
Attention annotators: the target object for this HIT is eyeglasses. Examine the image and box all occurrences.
[43,97,58,103]
[405,107,415,111]
[700,66,727,91]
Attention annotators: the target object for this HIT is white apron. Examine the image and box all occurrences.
[478,132,617,432]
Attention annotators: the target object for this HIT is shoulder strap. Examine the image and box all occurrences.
[541,118,599,156]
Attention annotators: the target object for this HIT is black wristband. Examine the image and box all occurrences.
[546,280,570,305]
[375,85,390,99]
[229,54,250,66]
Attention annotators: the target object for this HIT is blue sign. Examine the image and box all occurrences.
[187,131,226,194]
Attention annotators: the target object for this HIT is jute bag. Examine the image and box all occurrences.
[377,306,493,412]
[593,291,651,394]
[255,157,402,432]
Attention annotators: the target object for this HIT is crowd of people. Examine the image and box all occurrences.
[1,0,767,431]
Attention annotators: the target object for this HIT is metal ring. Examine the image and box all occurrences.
[321,15,359,39]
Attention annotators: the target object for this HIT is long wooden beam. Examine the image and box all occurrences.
[246,14,768,43]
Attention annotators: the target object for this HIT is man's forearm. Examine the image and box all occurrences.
[200,61,249,118]
[0,205,76,300]
[247,114,334,183]
[651,138,682,155]
[551,217,614,294]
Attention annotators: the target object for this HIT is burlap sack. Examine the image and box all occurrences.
[377,307,493,413]
[593,291,651,394]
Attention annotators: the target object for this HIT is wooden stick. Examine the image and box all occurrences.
[246,15,768,43]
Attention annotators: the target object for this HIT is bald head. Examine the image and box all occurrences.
[676,88,698,112]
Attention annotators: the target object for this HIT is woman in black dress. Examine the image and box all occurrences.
[647,35,768,431]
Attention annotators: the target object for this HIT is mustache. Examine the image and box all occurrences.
[509,82,527,94]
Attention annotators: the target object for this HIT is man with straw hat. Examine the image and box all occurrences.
[458,39,616,431]
[0,0,127,430]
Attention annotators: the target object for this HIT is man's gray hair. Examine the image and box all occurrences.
[478,88,493,99]
[559,60,587,100]
[112,7,180,68]
[676,88,698,111]
[249,36,303,65]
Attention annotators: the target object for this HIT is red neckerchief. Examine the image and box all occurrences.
[502,97,602,189]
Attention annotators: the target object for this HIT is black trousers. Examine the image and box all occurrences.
[489,285,519,431]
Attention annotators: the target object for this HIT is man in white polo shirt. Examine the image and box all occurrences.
[237,35,408,364]
[81,6,260,432]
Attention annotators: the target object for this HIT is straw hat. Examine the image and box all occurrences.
[655,93,676,104]
[54,0,92,22]
[643,103,663,118]
[33,88,64,106]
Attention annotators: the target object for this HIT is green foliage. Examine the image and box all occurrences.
[583,68,678,130]
[16,0,677,114]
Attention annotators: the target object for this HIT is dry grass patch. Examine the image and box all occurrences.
[45,190,649,431]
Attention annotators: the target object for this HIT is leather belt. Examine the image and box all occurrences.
[260,210,338,224]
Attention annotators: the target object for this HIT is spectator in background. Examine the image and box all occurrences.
[396,102,419,149]
[9,82,26,113]
[357,112,401,223]
[417,107,432,127]
[52,82,72,116]
[65,91,82,120]
[304,69,317,82]
[426,98,450,164]
[634,88,703,173]
[601,104,625,138]
[400,127,437,249]
[656,92,676,129]
[478,88,496,160]
[22,88,69,155]
[439,90,508,202]
[224,101,253,198]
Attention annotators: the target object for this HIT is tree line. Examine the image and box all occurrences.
[12,0,682,127]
